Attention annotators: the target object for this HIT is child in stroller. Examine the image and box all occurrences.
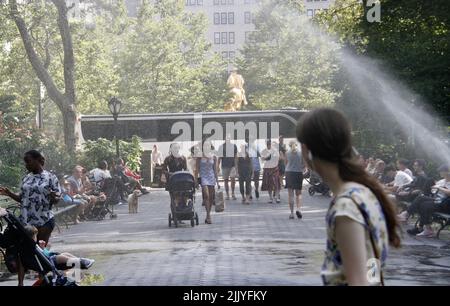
[167,171,199,228]
[304,170,332,197]
[0,207,91,286]
[25,225,94,270]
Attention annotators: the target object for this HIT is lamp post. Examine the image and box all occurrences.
[108,97,122,158]
[108,97,121,220]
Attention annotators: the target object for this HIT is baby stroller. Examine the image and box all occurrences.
[0,207,77,286]
[304,170,331,197]
[167,171,199,228]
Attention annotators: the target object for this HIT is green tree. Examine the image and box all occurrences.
[237,0,341,110]
[316,0,450,115]
[117,0,228,113]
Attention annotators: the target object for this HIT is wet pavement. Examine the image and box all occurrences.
[1,185,449,286]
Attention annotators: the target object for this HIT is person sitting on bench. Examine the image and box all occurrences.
[396,159,433,203]
[403,164,450,237]
[115,158,149,194]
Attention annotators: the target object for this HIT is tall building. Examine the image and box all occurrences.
[183,0,335,68]
[66,0,334,67]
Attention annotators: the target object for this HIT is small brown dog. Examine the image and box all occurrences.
[128,190,141,214]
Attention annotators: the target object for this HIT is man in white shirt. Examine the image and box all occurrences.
[89,160,111,189]
[396,159,413,178]
[385,164,413,193]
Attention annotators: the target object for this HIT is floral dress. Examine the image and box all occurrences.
[19,170,61,227]
[199,157,216,187]
[321,182,389,286]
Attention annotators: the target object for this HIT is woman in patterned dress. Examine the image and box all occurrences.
[296,108,400,286]
[0,150,61,286]
[0,150,60,244]
[194,140,218,224]
[261,140,280,203]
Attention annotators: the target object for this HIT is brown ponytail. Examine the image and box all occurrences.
[297,108,400,248]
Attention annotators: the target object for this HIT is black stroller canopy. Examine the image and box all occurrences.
[168,171,195,184]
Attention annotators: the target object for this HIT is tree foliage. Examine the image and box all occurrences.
[316,0,450,115]
[117,0,227,113]
[238,0,341,110]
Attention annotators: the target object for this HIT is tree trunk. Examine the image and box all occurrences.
[62,106,79,152]
[9,0,79,153]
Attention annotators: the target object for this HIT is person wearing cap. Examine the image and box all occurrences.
[406,164,450,237]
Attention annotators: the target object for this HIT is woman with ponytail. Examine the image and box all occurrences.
[296,108,400,286]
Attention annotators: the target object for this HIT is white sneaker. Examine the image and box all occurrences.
[417,228,434,237]
[397,211,409,222]
[289,214,294,219]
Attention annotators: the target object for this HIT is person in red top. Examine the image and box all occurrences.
[116,158,149,194]
[124,167,141,180]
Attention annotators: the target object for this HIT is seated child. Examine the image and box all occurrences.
[25,225,95,270]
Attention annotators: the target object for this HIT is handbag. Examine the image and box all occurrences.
[338,195,385,286]
[215,190,225,212]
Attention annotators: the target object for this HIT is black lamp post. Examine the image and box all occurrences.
[108,97,122,158]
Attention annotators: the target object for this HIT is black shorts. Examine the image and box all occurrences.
[285,172,303,191]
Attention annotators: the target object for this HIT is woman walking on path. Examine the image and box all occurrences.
[261,140,280,203]
[296,108,400,286]
[194,141,218,224]
[0,150,62,286]
[285,141,305,219]
[248,141,261,199]
[237,144,253,204]
[0,150,60,245]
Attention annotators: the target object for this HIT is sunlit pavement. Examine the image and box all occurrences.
[1,184,450,286]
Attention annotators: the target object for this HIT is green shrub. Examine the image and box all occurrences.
[79,136,143,172]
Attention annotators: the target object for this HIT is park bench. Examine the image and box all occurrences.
[53,201,78,230]
[432,213,450,239]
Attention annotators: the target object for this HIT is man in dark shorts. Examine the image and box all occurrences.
[218,136,238,200]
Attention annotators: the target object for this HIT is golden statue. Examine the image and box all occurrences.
[224,68,247,112]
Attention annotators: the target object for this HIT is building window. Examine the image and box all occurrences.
[214,13,220,24]
[228,0,234,4]
[229,51,235,59]
[244,0,251,3]
[197,0,203,5]
[244,11,251,24]
[221,0,226,4]
[245,31,250,42]
[229,32,235,44]
[221,32,228,44]
[214,0,219,4]
[222,51,228,60]
[221,12,227,24]
[228,12,234,24]
[307,9,313,17]
[214,32,221,44]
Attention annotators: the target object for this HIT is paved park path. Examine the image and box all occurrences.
[2,185,450,286]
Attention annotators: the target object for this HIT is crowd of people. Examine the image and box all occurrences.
[357,154,450,238]
[152,134,307,224]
